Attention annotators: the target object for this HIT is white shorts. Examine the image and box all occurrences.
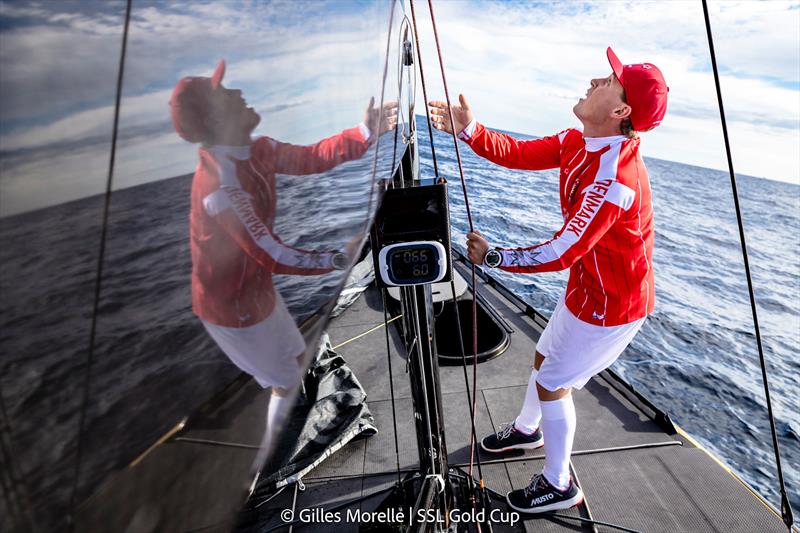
[202,292,307,390]
[536,294,645,392]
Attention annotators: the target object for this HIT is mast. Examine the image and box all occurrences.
[371,26,453,528]
[399,26,451,524]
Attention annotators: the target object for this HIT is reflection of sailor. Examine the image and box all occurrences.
[430,48,668,513]
[169,60,393,463]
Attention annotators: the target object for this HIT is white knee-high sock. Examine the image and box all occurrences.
[267,394,291,434]
[540,396,577,491]
[252,393,292,473]
[514,369,542,434]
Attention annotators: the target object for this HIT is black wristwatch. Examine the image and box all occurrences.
[483,249,502,268]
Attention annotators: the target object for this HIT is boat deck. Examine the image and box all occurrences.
[74,258,788,532]
[245,259,787,532]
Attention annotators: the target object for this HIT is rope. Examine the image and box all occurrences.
[392,12,443,489]
[408,1,441,182]
[701,1,793,528]
[452,470,642,533]
[67,0,132,528]
[421,1,493,529]
[381,290,404,487]
[410,0,487,501]
[331,314,402,350]
[287,481,299,533]
[258,476,419,533]
[425,0,482,474]
[424,0,483,477]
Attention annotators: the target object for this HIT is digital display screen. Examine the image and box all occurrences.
[387,243,442,284]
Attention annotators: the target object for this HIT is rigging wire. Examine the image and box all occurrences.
[701,1,794,528]
[409,285,441,476]
[452,470,643,533]
[409,1,492,527]
[374,0,405,503]
[425,0,486,501]
[331,314,402,351]
[408,1,441,182]
[66,0,132,529]
[395,12,450,510]
[257,476,421,533]
[383,10,447,499]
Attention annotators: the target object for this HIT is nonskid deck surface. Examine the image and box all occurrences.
[72,268,787,532]
[245,273,787,533]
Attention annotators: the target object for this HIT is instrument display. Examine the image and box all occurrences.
[378,241,447,286]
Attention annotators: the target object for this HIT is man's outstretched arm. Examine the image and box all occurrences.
[200,153,347,275]
[429,94,562,171]
[268,98,398,176]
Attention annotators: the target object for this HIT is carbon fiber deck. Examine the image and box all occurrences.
[573,446,786,533]
[259,277,787,532]
[501,456,592,533]
[363,397,420,474]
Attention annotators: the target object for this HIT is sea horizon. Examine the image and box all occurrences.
[2,121,797,220]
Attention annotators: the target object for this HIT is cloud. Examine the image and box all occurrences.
[410,0,799,184]
[0,2,126,126]
[1,0,797,216]
[0,0,398,216]
[711,0,800,83]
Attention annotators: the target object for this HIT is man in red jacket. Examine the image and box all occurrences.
[170,60,395,465]
[429,47,668,513]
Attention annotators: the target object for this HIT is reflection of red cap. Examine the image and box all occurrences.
[607,47,668,132]
[170,60,226,142]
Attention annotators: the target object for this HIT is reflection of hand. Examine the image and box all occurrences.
[331,235,364,270]
[429,94,473,135]
[364,97,398,138]
[466,230,490,265]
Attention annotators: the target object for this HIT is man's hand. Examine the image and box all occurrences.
[429,94,473,135]
[364,97,398,138]
[466,231,490,265]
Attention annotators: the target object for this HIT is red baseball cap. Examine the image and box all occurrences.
[170,59,226,142]
[606,47,668,132]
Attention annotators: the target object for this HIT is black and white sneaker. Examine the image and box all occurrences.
[480,422,544,453]
[506,473,584,514]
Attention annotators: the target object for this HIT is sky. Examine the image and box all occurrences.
[411,0,800,185]
[0,0,397,216]
[0,0,798,216]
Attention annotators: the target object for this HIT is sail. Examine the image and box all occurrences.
[0,1,405,531]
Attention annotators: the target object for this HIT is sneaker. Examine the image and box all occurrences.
[480,422,544,453]
[506,473,584,514]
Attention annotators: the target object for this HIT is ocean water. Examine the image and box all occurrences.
[415,115,799,514]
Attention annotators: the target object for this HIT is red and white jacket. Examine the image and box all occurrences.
[191,126,370,328]
[460,122,655,327]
